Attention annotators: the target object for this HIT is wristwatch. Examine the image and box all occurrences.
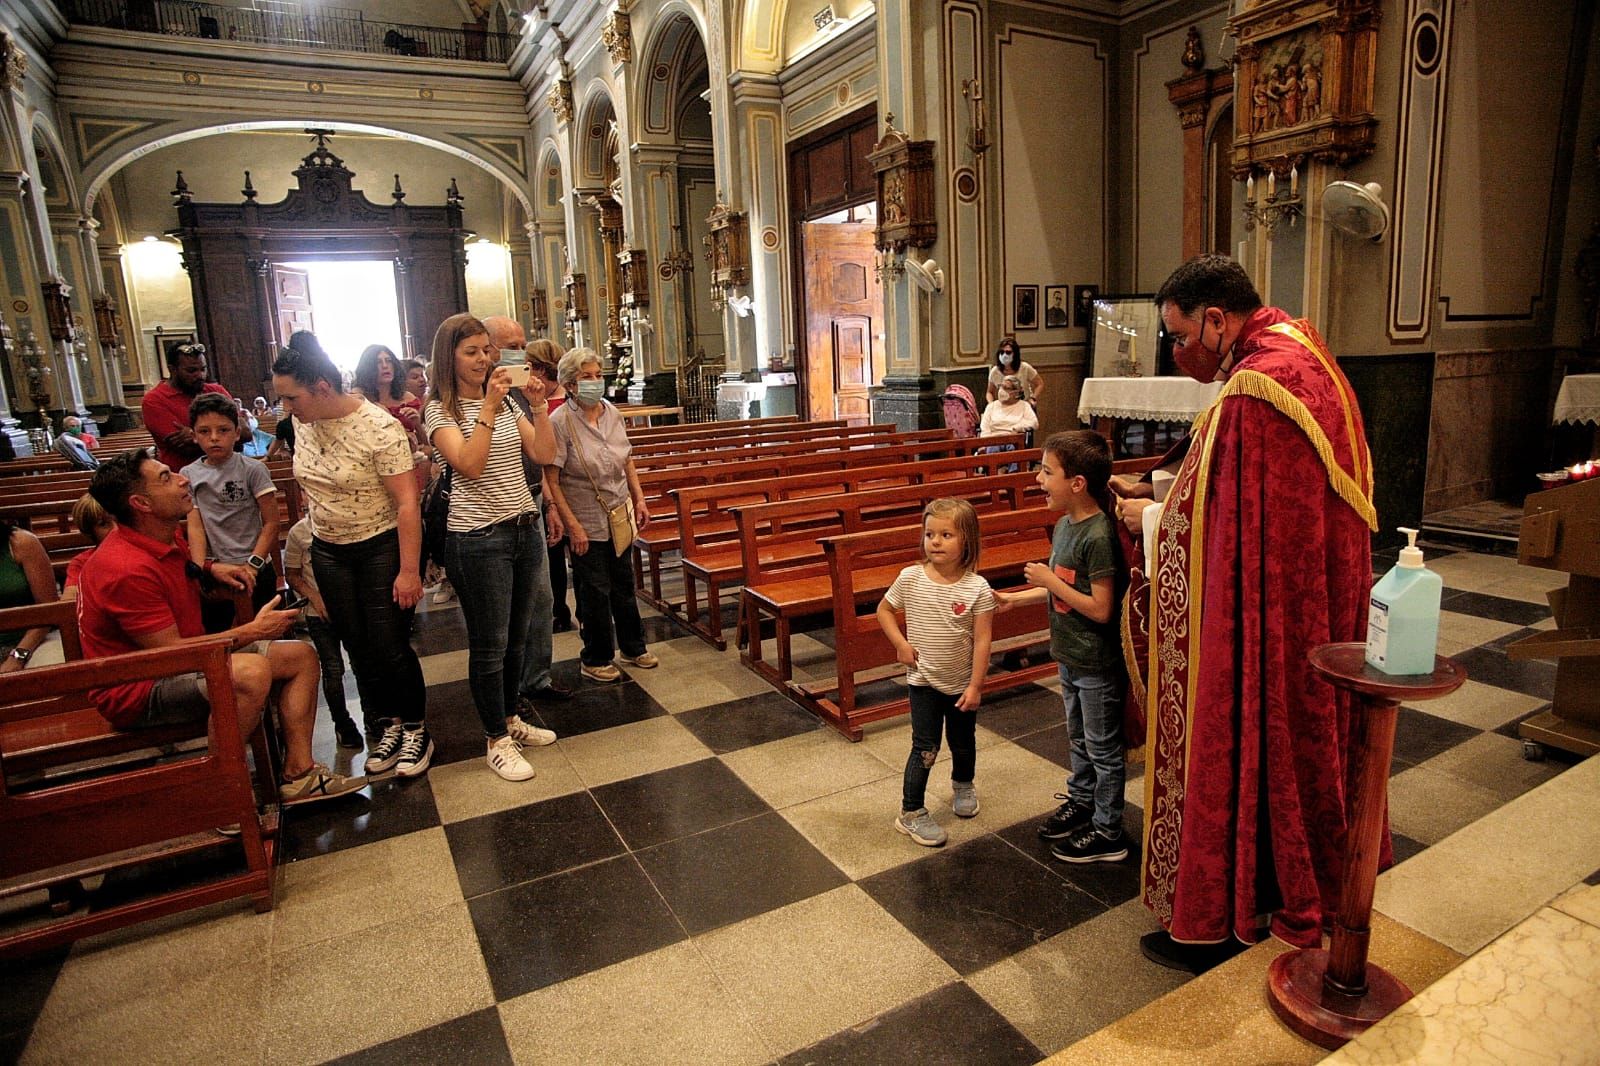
[9,647,31,664]
[247,555,268,572]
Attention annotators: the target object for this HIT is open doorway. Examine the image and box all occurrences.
[277,260,406,373]
[800,203,884,424]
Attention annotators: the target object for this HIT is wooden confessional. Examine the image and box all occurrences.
[169,130,468,400]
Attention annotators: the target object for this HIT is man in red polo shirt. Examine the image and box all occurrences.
[79,448,363,807]
[141,342,231,474]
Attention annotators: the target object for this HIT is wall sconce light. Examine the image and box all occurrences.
[961,79,989,156]
[1243,165,1303,236]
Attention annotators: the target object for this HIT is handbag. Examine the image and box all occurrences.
[420,461,453,573]
[567,414,635,557]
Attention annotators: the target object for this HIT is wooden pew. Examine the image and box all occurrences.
[629,421,889,460]
[794,508,1060,739]
[666,444,1036,644]
[631,427,951,474]
[737,474,1046,682]
[0,603,278,956]
[626,415,806,444]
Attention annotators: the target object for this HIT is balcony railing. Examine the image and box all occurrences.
[65,0,518,63]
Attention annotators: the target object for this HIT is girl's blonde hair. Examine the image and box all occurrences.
[922,498,981,573]
[71,492,112,541]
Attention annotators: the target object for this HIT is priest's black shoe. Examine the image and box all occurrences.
[1138,931,1250,975]
[528,681,573,702]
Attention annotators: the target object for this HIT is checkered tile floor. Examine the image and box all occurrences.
[1,543,1580,1064]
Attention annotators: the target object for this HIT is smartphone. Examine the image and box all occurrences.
[278,589,310,612]
[503,363,532,388]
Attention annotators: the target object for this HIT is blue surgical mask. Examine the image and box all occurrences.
[575,379,606,405]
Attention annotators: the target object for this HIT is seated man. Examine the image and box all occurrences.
[54,418,100,471]
[78,448,363,807]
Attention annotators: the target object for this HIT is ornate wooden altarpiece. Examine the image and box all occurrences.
[170,130,469,398]
[1229,0,1380,177]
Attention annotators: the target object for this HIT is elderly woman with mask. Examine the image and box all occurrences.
[979,374,1039,440]
[544,348,657,682]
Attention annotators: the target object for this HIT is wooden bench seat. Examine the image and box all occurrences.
[637,440,1031,611]
[629,421,884,458]
[664,446,1037,645]
[0,602,278,957]
[742,507,1054,696]
[792,508,1061,739]
[734,474,1044,675]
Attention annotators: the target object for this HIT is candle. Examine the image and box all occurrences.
[1268,170,1276,197]
[1290,165,1298,196]
[1247,174,1255,200]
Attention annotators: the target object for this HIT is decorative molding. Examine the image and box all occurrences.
[867,114,936,252]
[1387,0,1452,340]
[0,32,25,93]
[601,11,632,65]
[548,77,574,126]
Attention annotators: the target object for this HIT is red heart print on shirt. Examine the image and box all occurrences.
[952,601,967,616]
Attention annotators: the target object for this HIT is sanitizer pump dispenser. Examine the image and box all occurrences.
[1365,527,1443,675]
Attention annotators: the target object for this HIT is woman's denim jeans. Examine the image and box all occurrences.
[447,517,547,739]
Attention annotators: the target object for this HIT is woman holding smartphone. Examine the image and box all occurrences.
[423,313,559,781]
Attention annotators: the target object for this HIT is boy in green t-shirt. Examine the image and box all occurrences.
[996,430,1128,863]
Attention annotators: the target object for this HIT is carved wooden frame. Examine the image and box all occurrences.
[866,116,936,252]
[1230,0,1380,176]
[618,248,650,308]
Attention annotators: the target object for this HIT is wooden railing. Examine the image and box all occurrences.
[65,0,518,63]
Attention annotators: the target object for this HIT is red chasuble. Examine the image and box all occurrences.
[1127,307,1378,949]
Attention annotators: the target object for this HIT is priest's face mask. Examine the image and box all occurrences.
[1162,303,1230,383]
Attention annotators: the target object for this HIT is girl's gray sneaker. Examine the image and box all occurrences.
[895,807,948,847]
[951,781,979,818]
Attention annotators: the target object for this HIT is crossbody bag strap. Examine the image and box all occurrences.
[566,408,623,514]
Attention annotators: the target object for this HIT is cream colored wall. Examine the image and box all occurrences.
[783,0,874,64]
[1131,7,1228,291]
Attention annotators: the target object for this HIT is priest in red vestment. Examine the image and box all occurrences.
[1115,255,1378,973]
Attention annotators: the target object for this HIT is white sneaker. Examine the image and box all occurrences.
[487,735,535,781]
[506,714,557,747]
[431,582,456,605]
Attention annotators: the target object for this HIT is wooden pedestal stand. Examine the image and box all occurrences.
[1267,643,1466,1050]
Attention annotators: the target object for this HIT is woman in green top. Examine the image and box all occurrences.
[0,518,61,673]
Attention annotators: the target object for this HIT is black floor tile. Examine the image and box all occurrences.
[424,678,496,767]
[975,682,1065,740]
[1389,707,1479,771]
[467,854,685,1000]
[446,791,626,899]
[675,692,822,754]
[327,1007,513,1066]
[526,660,666,738]
[639,612,689,645]
[413,605,468,656]
[635,811,848,935]
[1390,831,1426,867]
[994,806,1144,909]
[0,944,68,1059]
[87,843,249,912]
[1449,645,1556,700]
[860,834,1107,975]
[1011,721,1072,770]
[591,758,772,850]
[1439,590,1551,627]
[777,981,1042,1066]
[279,773,441,862]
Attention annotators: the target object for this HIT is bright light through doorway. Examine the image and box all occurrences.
[284,260,405,373]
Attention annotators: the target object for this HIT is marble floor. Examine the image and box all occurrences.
[3,542,1597,1065]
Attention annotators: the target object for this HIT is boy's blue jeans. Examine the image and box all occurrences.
[1057,663,1126,836]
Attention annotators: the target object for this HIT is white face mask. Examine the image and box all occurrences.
[999,352,1014,367]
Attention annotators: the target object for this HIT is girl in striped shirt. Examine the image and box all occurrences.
[877,498,995,848]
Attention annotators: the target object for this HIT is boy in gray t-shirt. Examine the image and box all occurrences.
[182,393,280,619]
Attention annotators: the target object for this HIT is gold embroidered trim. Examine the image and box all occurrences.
[1267,321,1375,501]
[1224,370,1379,531]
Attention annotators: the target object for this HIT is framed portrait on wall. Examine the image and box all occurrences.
[1073,284,1101,328]
[1012,285,1039,331]
[147,328,196,378]
[1043,285,1071,328]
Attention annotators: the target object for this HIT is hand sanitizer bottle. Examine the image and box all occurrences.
[1366,527,1443,675]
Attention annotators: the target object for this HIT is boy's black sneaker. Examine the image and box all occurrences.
[1051,825,1129,864]
[1038,794,1093,840]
